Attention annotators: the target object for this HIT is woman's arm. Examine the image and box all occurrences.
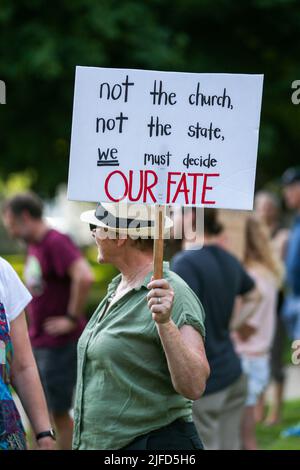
[147,279,210,400]
[230,287,262,331]
[157,321,210,400]
[10,312,55,450]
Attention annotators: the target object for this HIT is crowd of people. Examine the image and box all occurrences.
[0,166,300,450]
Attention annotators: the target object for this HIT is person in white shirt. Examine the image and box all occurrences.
[0,257,55,450]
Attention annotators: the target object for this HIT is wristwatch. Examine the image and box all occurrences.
[36,428,56,441]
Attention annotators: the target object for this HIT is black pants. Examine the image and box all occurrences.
[121,419,204,450]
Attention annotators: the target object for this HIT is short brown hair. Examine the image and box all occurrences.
[204,209,223,236]
[3,192,43,219]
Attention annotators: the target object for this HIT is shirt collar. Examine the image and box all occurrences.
[107,274,122,296]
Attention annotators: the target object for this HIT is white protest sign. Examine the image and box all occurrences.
[68,67,263,209]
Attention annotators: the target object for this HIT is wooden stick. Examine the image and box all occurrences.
[153,204,165,279]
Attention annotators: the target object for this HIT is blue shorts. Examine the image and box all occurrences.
[241,355,270,407]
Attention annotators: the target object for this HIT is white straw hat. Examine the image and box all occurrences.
[80,202,173,237]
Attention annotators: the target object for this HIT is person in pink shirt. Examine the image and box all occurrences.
[254,191,289,425]
[232,216,283,450]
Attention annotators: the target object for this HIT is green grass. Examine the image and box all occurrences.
[256,400,300,450]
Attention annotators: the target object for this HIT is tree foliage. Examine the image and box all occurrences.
[0,0,300,196]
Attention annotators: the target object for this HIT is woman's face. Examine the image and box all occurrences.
[93,227,118,264]
[255,196,277,225]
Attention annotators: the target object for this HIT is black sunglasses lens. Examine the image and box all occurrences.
[89,224,97,231]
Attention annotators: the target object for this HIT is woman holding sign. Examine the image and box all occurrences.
[72,202,209,450]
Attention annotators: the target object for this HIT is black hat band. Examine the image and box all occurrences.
[95,203,155,229]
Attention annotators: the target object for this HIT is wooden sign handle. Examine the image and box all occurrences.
[153,205,165,279]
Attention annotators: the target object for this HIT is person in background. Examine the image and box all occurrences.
[172,208,261,450]
[279,167,300,437]
[281,168,300,340]
[0,257,55,450]
[255,191,289,259]
[232,216,283,450]
[72,202,210,450]
[2,192,94,450]
[254,191,288,425]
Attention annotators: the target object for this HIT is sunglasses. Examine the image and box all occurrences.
[89,224,97,232]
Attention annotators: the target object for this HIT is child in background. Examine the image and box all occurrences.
[232,216,283,450]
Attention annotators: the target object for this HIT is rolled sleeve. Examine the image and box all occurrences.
[172,286,206,339]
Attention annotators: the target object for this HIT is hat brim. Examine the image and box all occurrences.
[80,209,173,237]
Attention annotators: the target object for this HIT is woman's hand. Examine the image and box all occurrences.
[147,278,174,324]
[236,323,257,341]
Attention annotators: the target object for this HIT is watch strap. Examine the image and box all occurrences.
[36,429,56,441]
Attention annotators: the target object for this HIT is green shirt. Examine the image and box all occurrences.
[72,262,205,450]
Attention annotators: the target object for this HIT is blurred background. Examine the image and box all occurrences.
[1,0,300,450]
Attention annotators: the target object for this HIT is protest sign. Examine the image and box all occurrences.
[68,66,263,210]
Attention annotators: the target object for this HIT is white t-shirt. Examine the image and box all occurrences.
[0,256,32,327]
